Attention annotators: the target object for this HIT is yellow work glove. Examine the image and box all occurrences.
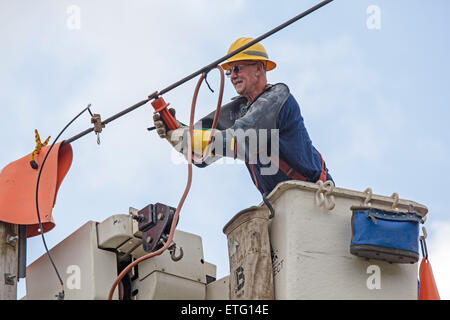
[168,127,213,156]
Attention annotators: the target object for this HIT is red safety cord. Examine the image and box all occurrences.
[107,66,225,300]
[191,68,224,162]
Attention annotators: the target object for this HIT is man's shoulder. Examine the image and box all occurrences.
[267,83,290,96]
[269,83,300,107]
[260,83,292,112]
[224,95,247,110]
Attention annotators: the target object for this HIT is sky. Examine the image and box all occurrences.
[1,0,449,299]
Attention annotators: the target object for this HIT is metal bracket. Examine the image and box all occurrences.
[148,91,159,100]
[91,114,105,133]
[129,203,178,253]
[88,106,105,145]
[138,203,176,253]
[136,204,158,233]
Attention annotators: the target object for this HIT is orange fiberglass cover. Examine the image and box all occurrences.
[419,257,440,300]
[0,142,73,238]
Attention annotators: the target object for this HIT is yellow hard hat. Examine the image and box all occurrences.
[221,37,276,71]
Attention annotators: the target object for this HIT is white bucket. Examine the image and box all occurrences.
[263,180,427,299]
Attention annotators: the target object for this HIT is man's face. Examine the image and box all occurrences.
[228,61,260,97]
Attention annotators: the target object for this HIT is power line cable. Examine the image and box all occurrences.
[35,104,92,300]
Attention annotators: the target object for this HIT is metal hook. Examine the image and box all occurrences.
[420,226,428,259]
[168,243,183,262]
[363,188,372,206]
[420,226,427,240]
[391,192,399,211]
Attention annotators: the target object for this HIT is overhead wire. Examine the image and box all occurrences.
[35,104,92,300]
[61,0,334,147]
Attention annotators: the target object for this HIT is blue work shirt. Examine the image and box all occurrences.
[245,94,333,195]
[194,83,333,195]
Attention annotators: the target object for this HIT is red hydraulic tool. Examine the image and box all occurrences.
[151,97,180,131]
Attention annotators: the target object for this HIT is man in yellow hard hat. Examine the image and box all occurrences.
[221,37,276,103]
[154,37,333,195]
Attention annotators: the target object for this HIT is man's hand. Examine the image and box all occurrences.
[153,108,188,153]
[153,108,178,139]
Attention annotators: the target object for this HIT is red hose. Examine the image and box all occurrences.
[107,66,224,300]
[191,67,224,162]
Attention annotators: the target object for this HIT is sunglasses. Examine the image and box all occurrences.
[225,63,258,77]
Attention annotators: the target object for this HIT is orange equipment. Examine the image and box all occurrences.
[0,142,73,237]
[419,258,440,300]
[151,97,180,131]
[418,230,440,300]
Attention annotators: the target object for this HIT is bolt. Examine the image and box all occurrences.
[158,213,164,221]
[6,235,18,247]
[135,214,145,223]
[4,273,16,285]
